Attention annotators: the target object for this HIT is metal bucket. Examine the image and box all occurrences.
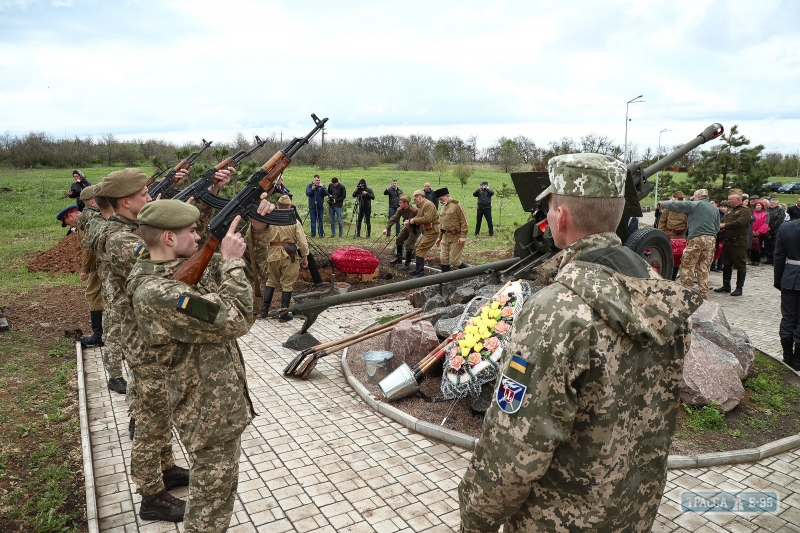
[378,363,419,401]
[362,350,393,384]
[334,282,351,294]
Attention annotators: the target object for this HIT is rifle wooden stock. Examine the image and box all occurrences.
[215,157,234,171]
[171,235,220,284]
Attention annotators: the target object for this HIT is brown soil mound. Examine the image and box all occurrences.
[26,231,81,273]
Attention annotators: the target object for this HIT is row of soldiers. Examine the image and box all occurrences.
[72,166,287,530]
[381,187,470,278]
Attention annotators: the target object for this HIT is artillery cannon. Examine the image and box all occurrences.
[283,123,724,335]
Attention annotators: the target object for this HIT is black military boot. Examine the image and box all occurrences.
[129,417,135,440]
[730,270,746,296]
[441,264,451,273]
[781,338,794,366]
[412,256,425,278]
[80,310,104,347]
[389,245,404,265]
[399,250,414,270]
[139,489,186,522]
[714,266,732,293]
[107,377,127,394]
[162,465,190,490]
[256,286,275,319]
[793,344,800,372]
[458,262,471,269]
[279,291,293,322]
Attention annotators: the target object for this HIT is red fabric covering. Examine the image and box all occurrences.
[714,243,723,261]
[671,238,687,267]
[331,246,380,274]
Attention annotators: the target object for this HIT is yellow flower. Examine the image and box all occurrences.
[481,329,492,340]
[491,302,500,310]
[461,347,471,357]
[474,342,483,352]
[487,319,497,329]
[465,325,478,335]
[491,309,502,319]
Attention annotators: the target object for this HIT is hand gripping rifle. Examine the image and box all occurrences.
[148,139,213,199]
[172,135,269,203]
[171,114,328,285]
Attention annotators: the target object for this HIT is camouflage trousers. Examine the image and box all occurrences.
[184,435,242,533]
[85,271,103,311]
[440,234,464,268]
[679,234,717,299]
[129,361,176,498]
[100,309,123,379]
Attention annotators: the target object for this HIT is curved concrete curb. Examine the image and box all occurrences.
[76,342,100,533]
[341,346,800,468]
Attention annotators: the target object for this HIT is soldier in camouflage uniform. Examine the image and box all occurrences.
[76,186,105,346]
[101,169,194,522]
[408,189,440,278]
[252,194,309,321]
[459,153,703,532]
[81,183,126,389]
[435,187,469,271]
[382,193,419,270]
[129,200,261,533]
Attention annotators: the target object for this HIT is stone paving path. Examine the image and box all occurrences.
[82,256,800,532]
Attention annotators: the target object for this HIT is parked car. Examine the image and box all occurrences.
[763,181,782,192]
[778,182,800,194]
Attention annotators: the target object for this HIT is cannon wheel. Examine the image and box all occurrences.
[625,227,674,280]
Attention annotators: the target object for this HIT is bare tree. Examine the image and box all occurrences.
[100,133,118,166]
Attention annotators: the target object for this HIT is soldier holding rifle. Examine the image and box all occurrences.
[382,193,419,270]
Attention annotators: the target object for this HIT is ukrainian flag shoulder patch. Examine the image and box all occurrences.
[135,244,146,257]
[509,355,528,374]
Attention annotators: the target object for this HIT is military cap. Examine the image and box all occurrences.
[101,168,149,198]
[277,194,292,206]
[694,188,708,198]
[93,182,105,197]
[399,194,411,203]
[79,185,95,201]
[673,191,685,200]
[730,188,744,196]
[56,205,79,226]
[536,153,627,202]
[434,187,449,198]
[137,200,200,229]
[413,189,425,197]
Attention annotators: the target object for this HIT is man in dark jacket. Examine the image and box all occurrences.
[327,177,346,237]
[305,174,328,237]
[774,217,800,370]
[352,178,375,237]
[68,169,92,211]
[473,181,494,236]
[714,189,752,296]
[423,182,439,210]
[384,179,403,237]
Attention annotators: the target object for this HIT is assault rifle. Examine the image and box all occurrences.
[146,165,170,187]
[172,114,328,285]
[172,135,268,203]
[148,139,213,199]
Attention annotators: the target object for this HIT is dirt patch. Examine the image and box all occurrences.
[26,231,81,273]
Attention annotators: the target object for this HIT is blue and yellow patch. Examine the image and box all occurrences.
[496,374,527,414]
[509,355,527,374]
[177,294,191,310]
[135,244,146,257]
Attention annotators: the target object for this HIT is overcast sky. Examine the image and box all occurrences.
[2,0,799,157]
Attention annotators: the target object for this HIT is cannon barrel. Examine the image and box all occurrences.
[288,258,520,333]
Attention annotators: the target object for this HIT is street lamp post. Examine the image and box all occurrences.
[654,128,671,208]
[624,95,644,163]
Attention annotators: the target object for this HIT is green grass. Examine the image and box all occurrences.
[745,353,800,414]
[683,402,727,433]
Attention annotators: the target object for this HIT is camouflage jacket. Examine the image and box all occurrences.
[721,204,752,246]
[439,200,468,240]
[459,232,703,533]
[128,254,256,451]
[76,206,101,274]
[82,215,111,302]
[103,214,147,356]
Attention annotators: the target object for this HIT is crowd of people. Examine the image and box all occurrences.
[56,163,800,532]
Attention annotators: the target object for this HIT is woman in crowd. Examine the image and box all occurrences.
[750,200,769,265]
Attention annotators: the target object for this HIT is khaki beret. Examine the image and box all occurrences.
[137,199,200,229]
[101,168,149,199]
[79,185,95,201]
[93,182,105,197]
[673,191,685,200]
[399,194,411,202]
[729,188,744,196]
[277,194,292,206]
[413,189,425,197]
